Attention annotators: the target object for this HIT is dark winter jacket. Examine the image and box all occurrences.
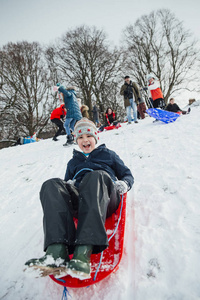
[120,81,141,108]
[64,144,134,190]
[92,105,99,121]
[166,103,181,113]
[58,86,82,120]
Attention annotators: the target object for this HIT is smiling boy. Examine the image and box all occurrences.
[25,118,134,279]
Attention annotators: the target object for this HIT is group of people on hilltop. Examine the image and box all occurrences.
[120,74,165,123]
[120,74,190,122]
[50,76,190,146]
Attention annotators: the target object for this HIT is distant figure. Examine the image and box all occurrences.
[137,94,147,119]
[77,98,90,119]
[92,104,100,126]
[50,104,66,141]
[147,74,165,109]
[166,98,191,115]
[99,107,120,132]
[120,76,141,124]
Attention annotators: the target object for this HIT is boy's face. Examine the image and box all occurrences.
[77,134,96,153]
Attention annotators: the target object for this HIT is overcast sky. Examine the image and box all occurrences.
[1,0,199,104]
[1,0,200,47]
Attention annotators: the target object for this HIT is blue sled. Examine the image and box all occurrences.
[146,108,180,124]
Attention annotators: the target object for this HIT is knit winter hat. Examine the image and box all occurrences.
[147,73,158,81]
[74,118,99,144]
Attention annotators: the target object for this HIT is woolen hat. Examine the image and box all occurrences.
[147,73,157,81]
[74,118,99,143]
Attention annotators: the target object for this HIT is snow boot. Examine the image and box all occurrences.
[52,136,58,141]
[25,243,69,277]
[67,245,93,279]
[63,134,74,146]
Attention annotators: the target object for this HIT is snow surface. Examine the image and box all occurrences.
[0,106,200,300]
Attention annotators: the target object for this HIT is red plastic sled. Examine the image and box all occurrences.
[50,193,127,288]
[104,123,121,131]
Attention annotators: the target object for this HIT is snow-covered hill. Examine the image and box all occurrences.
[1,107,200,300]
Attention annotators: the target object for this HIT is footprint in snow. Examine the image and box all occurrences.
[147,258,161,278]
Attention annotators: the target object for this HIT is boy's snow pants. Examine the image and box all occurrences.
[40,170,121,254]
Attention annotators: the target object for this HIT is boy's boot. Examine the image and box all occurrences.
[67,245,93,278]
[52,136,58,141]
[25,243,69,276]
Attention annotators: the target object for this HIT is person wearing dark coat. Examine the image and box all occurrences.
[166,98,191,115]
[92,104,100,126]
[25,118,134,280]
[120,76,141,124]
[50,104,67,141]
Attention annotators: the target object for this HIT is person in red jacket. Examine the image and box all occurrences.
[50,104,67,141]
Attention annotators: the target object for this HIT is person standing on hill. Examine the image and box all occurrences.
[120,76,141,124]
[92,103,100,126]
[50,104,66,141]
[147,74,165,109]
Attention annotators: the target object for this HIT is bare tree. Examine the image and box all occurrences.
[46,26,124,118]
[0,41,54,143]
[123,9,200,103]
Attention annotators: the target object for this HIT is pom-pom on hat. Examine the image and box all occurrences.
[74,118,99,144]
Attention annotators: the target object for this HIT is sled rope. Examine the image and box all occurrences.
[93,193,124,281]
[61,286,71,300]
[72,168,93,180]
[56,278,71,300]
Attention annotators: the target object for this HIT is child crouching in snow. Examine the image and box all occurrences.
[25,118,134,279]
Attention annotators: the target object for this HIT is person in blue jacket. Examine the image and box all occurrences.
[25,118,134,279]
[54,84,82,146]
